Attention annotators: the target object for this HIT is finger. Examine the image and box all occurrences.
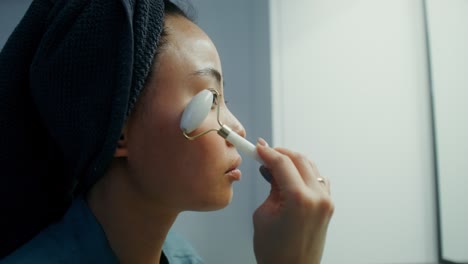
[324,177,331,195]
[308,159,321,180]
[256,142,304,189]
[317,176,331,195]
[274,147,317,188]
[307,159,329,194]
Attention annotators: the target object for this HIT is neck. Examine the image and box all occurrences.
[87,161,179,264]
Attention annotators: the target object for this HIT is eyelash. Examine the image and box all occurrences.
[211,94,228,109]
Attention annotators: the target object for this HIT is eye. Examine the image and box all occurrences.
[211,93,219,109]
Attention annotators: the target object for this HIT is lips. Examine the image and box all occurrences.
[225,156,242,174]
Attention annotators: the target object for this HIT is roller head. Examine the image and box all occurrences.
[180,89,214,134]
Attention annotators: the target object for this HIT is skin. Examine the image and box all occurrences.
[254,142,334,264]
[87,14,334,264]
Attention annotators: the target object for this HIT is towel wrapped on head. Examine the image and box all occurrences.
[0,0,164,256]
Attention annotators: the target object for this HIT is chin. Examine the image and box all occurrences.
[191,191,233,212]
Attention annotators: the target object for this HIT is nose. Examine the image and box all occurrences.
[232,121,246,138]
[223,109,246,145]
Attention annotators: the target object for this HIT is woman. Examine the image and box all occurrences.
[0,0,334,263]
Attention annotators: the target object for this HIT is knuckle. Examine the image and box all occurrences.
[288,188,309,206]
[310,159,317,168]
[317,196,335,215]
[329,202,335,216]
[300,194,334,212]
[292,152,307,163]
[288,190,335,218]
[271,153,289,167]
[295,153,315,170]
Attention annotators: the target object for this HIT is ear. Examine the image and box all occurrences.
[114,126,129,158]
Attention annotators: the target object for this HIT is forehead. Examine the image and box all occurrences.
[161,15,222,75]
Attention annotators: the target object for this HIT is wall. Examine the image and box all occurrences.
[426,0,468,262]
[0,0,31,47]
[269,0,437,263]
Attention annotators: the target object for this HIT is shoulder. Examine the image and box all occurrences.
[0,226,69,264]
[1,197,117,264]
[163,231,204,264]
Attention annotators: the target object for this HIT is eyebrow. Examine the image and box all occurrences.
[192,67,223,86]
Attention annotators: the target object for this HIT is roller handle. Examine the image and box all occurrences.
[219,125,273,182]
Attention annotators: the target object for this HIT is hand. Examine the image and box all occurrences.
[253,138,334,264]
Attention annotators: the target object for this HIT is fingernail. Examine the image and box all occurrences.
[259,165,272,183]
[257,137,269,147]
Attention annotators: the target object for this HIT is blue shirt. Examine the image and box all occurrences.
[1,197,203,264]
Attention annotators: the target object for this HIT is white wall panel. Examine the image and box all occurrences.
[269,1,437,263]
[426,0,468,262]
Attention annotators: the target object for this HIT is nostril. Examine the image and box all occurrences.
[232,124,246,139]
[238,125,247,138]
[238,129,246,139]
[225,139,234,147]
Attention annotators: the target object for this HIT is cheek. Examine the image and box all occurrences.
[180,138,234,210]
[126,110,232,209]
[125,108,186,193]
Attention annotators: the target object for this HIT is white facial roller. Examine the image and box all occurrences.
[180,89,264,165]
[217,124,264,165]
[180,89,213,134]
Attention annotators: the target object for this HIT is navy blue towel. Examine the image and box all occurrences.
[0,0,164,257]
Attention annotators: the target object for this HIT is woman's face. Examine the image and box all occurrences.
[123,15,245,212]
